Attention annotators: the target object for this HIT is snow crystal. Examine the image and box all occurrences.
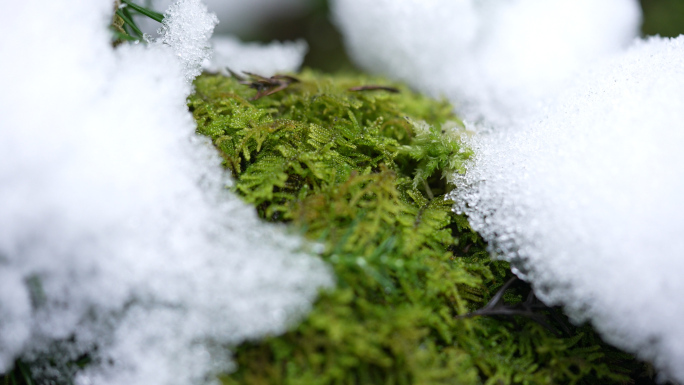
[204,36,307,76]
[0,0,332,384]
[158,0,218,82]
[150,0,309,77]
[332,0,641,125]
[450,36,684,382]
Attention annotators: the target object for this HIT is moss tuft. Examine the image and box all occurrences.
[189,69,648,385]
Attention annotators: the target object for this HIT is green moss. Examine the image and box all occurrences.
[189,69,647,385]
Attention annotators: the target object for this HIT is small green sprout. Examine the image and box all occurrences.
[110,0,164,46]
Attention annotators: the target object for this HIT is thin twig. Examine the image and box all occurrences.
[455,276,571,336]
[228,69,300,100]
[348,85,400,93]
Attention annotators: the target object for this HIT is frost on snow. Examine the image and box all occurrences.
[0,0,332,384]
[334,0,684,382]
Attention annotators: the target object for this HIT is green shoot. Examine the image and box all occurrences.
[110,0,164,45]
[121,0,164,23]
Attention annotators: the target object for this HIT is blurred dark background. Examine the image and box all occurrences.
[232,0,684,73]
[232,0,353,72]
[640,0,684,37]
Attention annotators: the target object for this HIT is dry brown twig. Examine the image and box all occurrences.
[228,68,300,100]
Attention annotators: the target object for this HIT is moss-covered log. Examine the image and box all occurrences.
[188,70,650,385]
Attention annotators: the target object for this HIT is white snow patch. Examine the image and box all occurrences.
[0,0,332,384]
[332,0,641,125]
[204,36,307,76]
[450,36,684,382]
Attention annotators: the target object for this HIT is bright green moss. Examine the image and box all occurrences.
[188,69,646,385]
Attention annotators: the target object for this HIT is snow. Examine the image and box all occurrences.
[0,0,332,384]
[332,0,641,125]
[450,36,684,382]
[158,0,218,82]
[204,36,308,76]
[145,0,310,77]
[333,0,684,382]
